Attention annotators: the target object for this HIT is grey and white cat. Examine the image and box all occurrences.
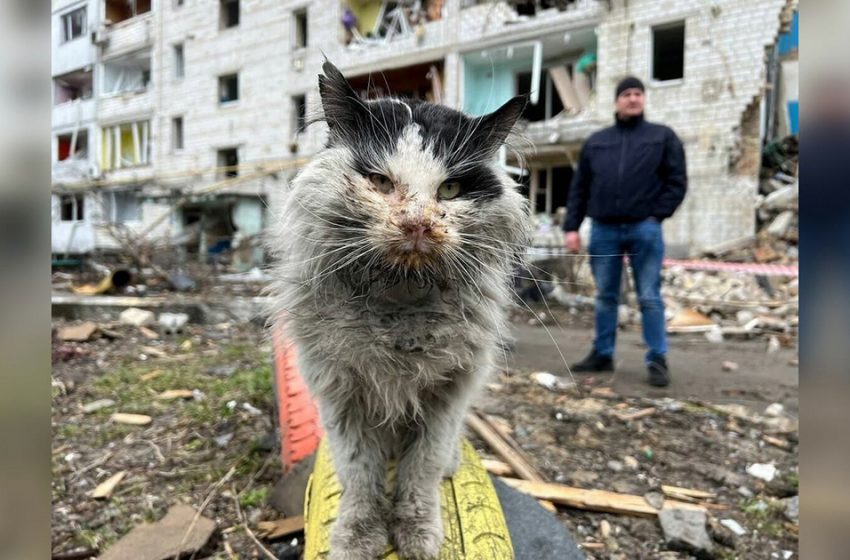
[267,61,530,560]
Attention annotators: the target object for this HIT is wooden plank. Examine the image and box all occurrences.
[614,407,657,422]
[466,412,556,512]
[89,471,126,499]
[661,485,716,500]
[256,516,305,540]
[548,67,580,112]
[500,478,706,518]
[481,459,514,477]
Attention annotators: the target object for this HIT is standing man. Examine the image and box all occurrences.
[563,77,687,387]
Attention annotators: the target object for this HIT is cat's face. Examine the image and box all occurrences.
[295,61,529,285]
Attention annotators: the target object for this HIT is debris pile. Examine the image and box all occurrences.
[660,266,798,341]
[703,135,799,263]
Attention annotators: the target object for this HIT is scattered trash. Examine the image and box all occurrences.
[119,308,155,327]
[721,361,739,372]
[720,518,747,536]
[82,399,116,414]
[111,413,153,426]
[138,326,160,340]
[58,322,99,342]
[156,389,195,401]
[764,403,785,417]
[704,326,725,344]
[767,335,781,354]
[607,460,624,472]
[214,432,234,448]
[746,463,777,482]
[89,471,127,500]
[241,402,263,416]
[98,504,215,560]
[168,270,197,292]
[159,312,189,335]
[530,371,576,392]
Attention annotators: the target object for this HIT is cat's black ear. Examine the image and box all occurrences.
[318,60,367,143]
[472,95,527,155]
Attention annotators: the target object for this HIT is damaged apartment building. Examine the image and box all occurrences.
[52,0,798,265]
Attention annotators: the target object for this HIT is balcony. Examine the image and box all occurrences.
[98,11,153,58]
[99,50,153,121]
[53,98,96,130]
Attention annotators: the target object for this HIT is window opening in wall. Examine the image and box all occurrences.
[57,130,89,162]
[291,95,307,135]
[54,69,93,104]
[218,74,239,104]
[104,0,151,25]
[293,9,308,48]
[108,191,143,223]
[174,0,185,6]
[220,0,240,29]
[61,7,87,43]
[172,116,184,151]
[100,120,151,171]
[217,148,239,179]
[517,69,564,122]
[519,165,574,215]
[173,43,185,79]
[652,21,685,82]
[60,193,85,221]
[102,50,152,95]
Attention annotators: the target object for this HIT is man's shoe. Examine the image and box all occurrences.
[647,356,670,387]
[571,351,614,373]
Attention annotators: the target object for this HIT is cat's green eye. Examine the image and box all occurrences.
[368,173,394,194]
[438,181,462,200]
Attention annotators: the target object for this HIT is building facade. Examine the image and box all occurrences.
[51,0,795,261]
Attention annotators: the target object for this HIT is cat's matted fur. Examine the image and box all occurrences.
[268,61,530,560]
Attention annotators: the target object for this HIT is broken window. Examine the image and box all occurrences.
[105,191,143,223]
[291,95,307,135]
[517,70,564,122]
[219,73,239,104]
[60,193,85,222]
[57,130,89,162]
[100,120,151,171]
[54,69,93,104]
[61,7,86,43]
[652,21,685,82]
[348,60,443,102]
[220,0,240,29]
[293,9,308,48]
[172,116,184,151]
[102,50,152,95]
[173,43,185,79]
[104,0,151,25]
[217,148,239,179]
[521,165,574,215]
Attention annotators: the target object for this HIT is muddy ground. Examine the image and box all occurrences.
[51,306,798,560]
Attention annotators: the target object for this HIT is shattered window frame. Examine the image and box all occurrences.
[59,193,85,222]
[60,6,87,44]
[217,147,240,179]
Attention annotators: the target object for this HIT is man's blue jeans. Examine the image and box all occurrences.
[588,218,667,364]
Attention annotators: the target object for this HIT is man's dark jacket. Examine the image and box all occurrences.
[562,114,687,232]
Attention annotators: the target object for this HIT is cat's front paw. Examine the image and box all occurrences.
[392,500,444,560]
[330,510,389,560]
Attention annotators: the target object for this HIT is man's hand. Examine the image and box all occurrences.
[564,231,581,253]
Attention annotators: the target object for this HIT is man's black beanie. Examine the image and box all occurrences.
[615,76,645,98]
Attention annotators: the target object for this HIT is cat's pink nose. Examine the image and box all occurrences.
[401,222,432,247]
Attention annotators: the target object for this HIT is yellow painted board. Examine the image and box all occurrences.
[305,438,513,559]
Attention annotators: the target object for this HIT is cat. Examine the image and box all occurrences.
[267,60,530,560]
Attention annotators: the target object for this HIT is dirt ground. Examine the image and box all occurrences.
[51,305,798,560]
